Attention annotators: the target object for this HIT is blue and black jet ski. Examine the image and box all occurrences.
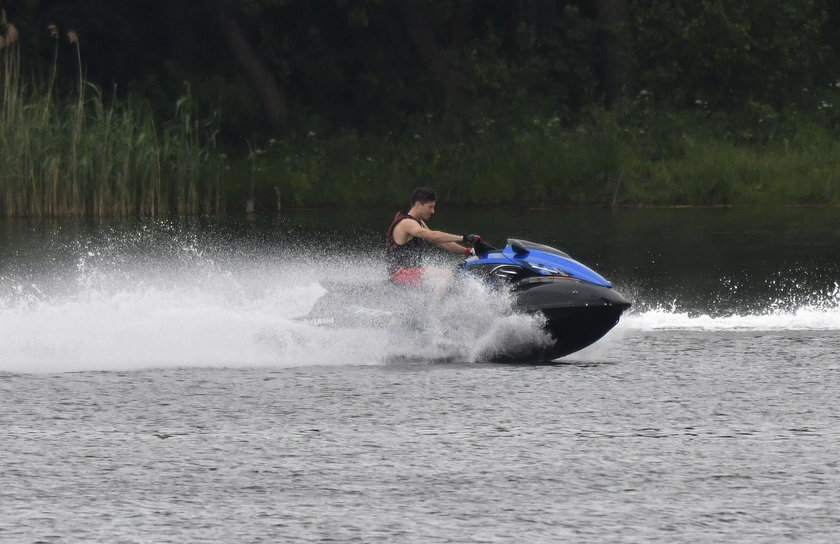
[303,238,630,362]
[462,238,631,360]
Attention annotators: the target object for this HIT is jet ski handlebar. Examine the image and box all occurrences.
[473,239,497,255]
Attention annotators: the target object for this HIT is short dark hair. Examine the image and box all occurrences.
[411,187,437,205]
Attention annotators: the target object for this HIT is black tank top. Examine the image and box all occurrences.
[386,212,425,274]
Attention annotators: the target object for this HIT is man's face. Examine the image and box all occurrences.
[416,200,436,221]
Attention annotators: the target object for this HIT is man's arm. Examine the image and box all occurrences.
[435,241,469,254]
[397,219,464,247]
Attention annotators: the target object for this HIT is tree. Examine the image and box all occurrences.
[630,0,831,111]
[398,0,475,114]
[214,0,288,136]
[596,0,632,108]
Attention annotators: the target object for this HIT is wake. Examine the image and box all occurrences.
[0,226,548,373]
[621,281,840,331]
[2,224,837,373]
[623,306,840,332]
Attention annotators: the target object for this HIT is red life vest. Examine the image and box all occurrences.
[385,212,425,275]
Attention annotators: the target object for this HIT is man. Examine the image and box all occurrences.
[386,187,482,286]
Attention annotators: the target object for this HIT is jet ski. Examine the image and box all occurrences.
[302,238,630,362]
[462,238,631,360]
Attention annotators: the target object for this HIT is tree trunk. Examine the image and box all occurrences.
[509,0,559,59]
[398,0,474,112]
[215,0,288,135]
[597,0,632,109]
[0,8,19,49]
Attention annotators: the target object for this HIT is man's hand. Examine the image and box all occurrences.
[462,234,483,245]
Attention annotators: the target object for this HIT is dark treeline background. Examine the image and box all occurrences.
[3,0,840,214]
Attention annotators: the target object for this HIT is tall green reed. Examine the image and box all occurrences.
[0,26,221,217]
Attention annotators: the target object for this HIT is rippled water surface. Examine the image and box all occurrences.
[2,208,839,542]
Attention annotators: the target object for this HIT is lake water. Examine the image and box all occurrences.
[1,208,839,542]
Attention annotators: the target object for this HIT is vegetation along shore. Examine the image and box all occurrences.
[2,1,839,216]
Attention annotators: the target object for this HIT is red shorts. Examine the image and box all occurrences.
[390,267,424,286]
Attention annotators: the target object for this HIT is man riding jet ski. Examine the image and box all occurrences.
[305,187,630,361]
[386,186,483,289]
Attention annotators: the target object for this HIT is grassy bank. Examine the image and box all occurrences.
[238,109,840,211]
[0,45,221,217]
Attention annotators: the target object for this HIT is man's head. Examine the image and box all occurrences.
[411,187,437,206]
[409,187,437,221]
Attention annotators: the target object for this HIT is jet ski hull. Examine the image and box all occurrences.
[477,277,630,361]
[303,277,629,362]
